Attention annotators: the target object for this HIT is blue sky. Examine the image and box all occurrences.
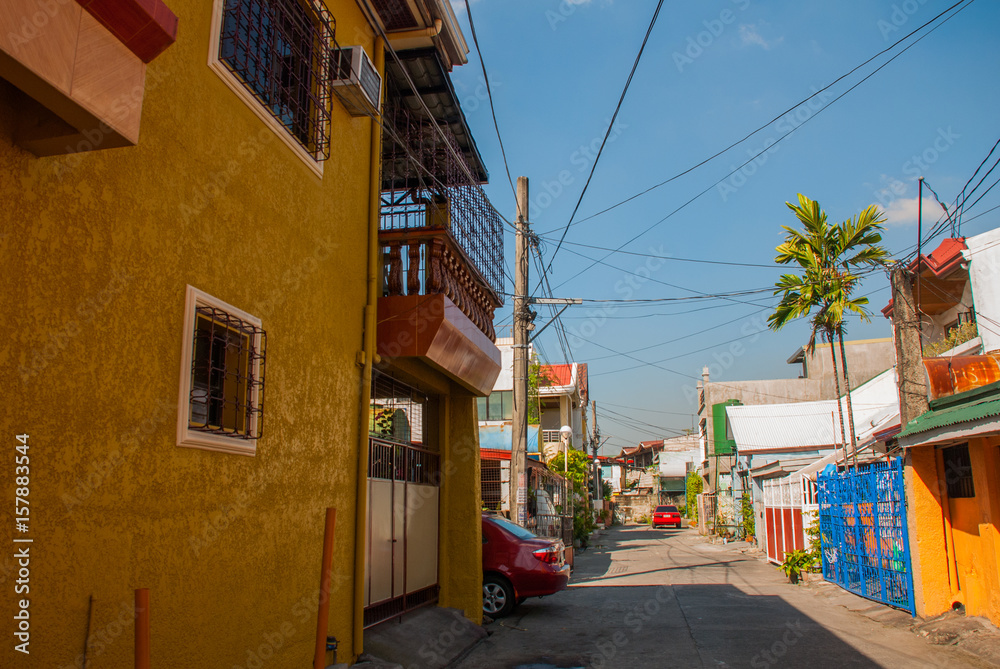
[446,0,1000,454]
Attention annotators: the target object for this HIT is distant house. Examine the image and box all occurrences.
[697,340,896,499]
[538,362,590,461]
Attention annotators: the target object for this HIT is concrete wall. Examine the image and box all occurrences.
[804,339,895,398]
[1,2,378,665]
[438,396,484,625]
[966,228,1000,354]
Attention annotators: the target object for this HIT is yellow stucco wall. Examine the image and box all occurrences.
[908,438,1000,626]
[1,1,380,665]
[437,395,484,625]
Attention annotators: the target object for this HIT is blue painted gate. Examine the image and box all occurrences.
[817,458,915,615]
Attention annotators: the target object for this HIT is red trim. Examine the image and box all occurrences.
[882,237,967,317]
[77,0,178,63]
[480,448,512,461]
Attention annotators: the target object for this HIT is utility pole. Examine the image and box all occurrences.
[511,176,530,526]
[591,400,600,502]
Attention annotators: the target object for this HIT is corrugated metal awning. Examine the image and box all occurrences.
[727,368,899,453]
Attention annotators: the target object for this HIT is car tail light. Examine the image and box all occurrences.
[532,545,560,564]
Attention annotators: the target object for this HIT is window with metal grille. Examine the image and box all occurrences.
[943,443,975,498]
[190,306,266,438]
[178,287,266,455]
[370,372,426,446]
[218,0,336,158]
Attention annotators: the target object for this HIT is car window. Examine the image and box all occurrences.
[487,516,537,540]
[655,505,678,512]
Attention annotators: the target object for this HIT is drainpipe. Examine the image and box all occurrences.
[353,35,385,662]
[386,18,442,41]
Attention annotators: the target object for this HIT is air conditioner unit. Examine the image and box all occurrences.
[331,46,381,117]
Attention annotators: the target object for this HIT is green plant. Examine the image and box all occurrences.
[924,321,978,357]
[636,514,650,525]
[686,472,702,522]
[779,549,815,583]
[527,355,550,424]
[740,494,755,538]
[768,195,888,467]
[806,515,822,569]
[601,481,613,499]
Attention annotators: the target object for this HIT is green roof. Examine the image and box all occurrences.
[897,380,1000,440]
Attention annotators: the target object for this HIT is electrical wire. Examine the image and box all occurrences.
[464,0,518,210]
[550,1,974,293]
[547,0,974,235]
[545,0,666,274]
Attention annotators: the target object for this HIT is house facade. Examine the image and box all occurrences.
[2,0,497,665]
[697,339,895,498]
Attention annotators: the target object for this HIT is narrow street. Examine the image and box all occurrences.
[455,525,994,669]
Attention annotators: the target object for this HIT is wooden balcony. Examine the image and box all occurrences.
[380,201,502,342]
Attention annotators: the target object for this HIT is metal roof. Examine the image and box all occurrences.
[896,381,1000,440]
[726,368,899,453]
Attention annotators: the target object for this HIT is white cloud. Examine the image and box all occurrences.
[882,196,942,227]
[739,22,783,50]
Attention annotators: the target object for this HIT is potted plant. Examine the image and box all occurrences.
[779,549,814,584]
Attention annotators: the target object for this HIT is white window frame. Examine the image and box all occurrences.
[207,0,326,178]
[177,285,264,456]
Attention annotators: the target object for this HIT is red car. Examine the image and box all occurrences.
[652,504,682,529]
[482,514,570,617]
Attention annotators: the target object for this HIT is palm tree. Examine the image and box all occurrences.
[768,195,888,466]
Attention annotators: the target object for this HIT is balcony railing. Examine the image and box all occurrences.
[378,98,504,341]
[380,224,501,341]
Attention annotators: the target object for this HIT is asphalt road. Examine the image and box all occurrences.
[453,524,993,669]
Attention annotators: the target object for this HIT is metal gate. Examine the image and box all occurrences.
[817,458,915,615]
[762,477,805,564]
[365,375,440,628]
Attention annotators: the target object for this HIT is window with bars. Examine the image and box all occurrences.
[943,443,975,499]
[217,0,336,159]
[178,287,266,455]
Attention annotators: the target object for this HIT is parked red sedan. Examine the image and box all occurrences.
[482,514,570,617]
[652,504,682,529]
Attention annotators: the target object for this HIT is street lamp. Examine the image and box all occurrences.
[559,425,572,474]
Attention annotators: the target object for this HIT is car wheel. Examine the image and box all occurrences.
[483,575,515,618]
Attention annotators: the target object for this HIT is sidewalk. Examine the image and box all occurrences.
[707,533,1000,668]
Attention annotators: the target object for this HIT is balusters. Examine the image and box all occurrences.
[407,242,422,295]
[387,242,402,297]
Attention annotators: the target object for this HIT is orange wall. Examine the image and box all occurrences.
[908,437,1000,625]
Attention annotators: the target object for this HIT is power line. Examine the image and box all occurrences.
[463,0,517,209]
[550,0,973,293]
[545,0,666,275]
[546,0,974,235]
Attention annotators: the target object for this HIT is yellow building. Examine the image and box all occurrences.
[900,367,1000,627]
[1,0,498,665]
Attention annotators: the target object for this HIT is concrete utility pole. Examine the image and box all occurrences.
[591,400,600,501]
[891,266,930,425]
[511,177,530,526]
